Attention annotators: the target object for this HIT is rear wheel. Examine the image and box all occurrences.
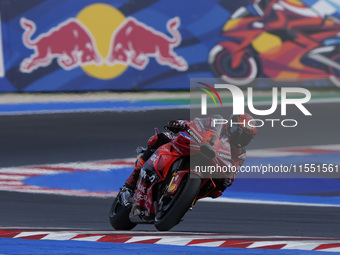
[209,45,258,86]
[154,175,202,231]
[109,194,137,230]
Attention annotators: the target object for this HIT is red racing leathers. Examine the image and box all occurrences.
[124,117,247,198]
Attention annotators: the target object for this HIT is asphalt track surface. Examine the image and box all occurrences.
[1,103,340,238]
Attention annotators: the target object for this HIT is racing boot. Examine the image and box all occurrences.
[123,149,146,191]
[209,190,223,198]
[120,186,134,207]
[121,154,146,206]
[209,178,233,198]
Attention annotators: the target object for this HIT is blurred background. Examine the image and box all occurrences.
[0,0,340,238]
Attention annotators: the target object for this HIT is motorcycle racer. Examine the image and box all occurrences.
[120,114,257,205]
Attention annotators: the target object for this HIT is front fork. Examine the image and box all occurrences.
[166,170,204,211]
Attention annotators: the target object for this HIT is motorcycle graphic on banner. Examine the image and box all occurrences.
[209,0,340,86]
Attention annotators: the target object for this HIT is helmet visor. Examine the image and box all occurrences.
[230,125,254,147]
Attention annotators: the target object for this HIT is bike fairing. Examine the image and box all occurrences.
[109,115,255,231]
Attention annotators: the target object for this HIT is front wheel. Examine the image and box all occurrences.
[209,45,258,86]
[154,175,202,231]
[109,194,137,230]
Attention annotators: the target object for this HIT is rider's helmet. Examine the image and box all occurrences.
[227,113,257,148]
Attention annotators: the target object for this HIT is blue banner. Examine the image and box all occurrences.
[1,0,340,92]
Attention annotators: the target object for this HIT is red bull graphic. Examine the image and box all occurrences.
[19,5,187,78]
[20,18,102,73]
[2,0,340,92]
[107,17,188,71]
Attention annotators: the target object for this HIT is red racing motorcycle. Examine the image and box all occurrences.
[109,118,234,231]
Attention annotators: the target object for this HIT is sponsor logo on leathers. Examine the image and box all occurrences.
[187,128,202,144]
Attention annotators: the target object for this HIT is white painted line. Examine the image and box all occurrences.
[0,174,26,180]
[247,143,340,157]
[0,95,339,116]
[189,241,226,247]
[14,231,49,238]
[0,105,191,116]
[283,241,325,250]
[42,233,79,240]
[50,162,132,171]
[155,237,194,246]
[0,168,63,175]
[313,144,340,150]
[72,235,105,242]
[321,247,340,252]
[125,236,161,243]
[247,150,308,157]
[201,197,340,207]
[0,181,23,186]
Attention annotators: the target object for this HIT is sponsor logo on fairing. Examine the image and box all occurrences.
[187,128,202,143]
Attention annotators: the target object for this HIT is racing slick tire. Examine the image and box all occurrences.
[154,175,202,231]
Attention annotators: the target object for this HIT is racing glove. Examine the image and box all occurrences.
[165,120,188,133]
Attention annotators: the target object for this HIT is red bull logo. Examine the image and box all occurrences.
[20,18,102,73]
[107,17,187,71]
[19,4,188,80]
